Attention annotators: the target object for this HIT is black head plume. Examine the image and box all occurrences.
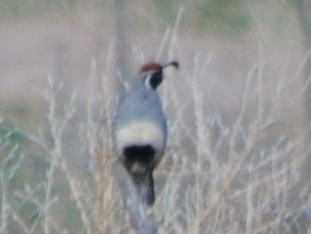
[163,61,180,70]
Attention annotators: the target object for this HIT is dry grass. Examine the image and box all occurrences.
[1,38,310,234]
[1,1,311,234]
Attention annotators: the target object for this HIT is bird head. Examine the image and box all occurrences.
[140,61,179,89]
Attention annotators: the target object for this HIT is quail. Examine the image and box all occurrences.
[113,60,179,206]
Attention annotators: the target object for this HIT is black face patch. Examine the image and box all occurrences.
[145,71,163,89]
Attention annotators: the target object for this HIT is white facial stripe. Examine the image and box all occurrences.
[144,74,153,89]
[114,120,165,155]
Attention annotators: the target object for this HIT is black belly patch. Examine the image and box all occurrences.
[123,145,156,174]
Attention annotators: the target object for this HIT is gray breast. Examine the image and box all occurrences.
[113,85,167,157]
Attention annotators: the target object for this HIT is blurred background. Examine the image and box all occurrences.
[0,0,307,130]
[0,0,311,233]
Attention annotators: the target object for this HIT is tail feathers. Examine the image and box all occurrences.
[132,173,155,206]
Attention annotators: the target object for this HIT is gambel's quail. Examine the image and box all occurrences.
[113,61,179,205]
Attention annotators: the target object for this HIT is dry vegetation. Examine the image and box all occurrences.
[0,0,311,233]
